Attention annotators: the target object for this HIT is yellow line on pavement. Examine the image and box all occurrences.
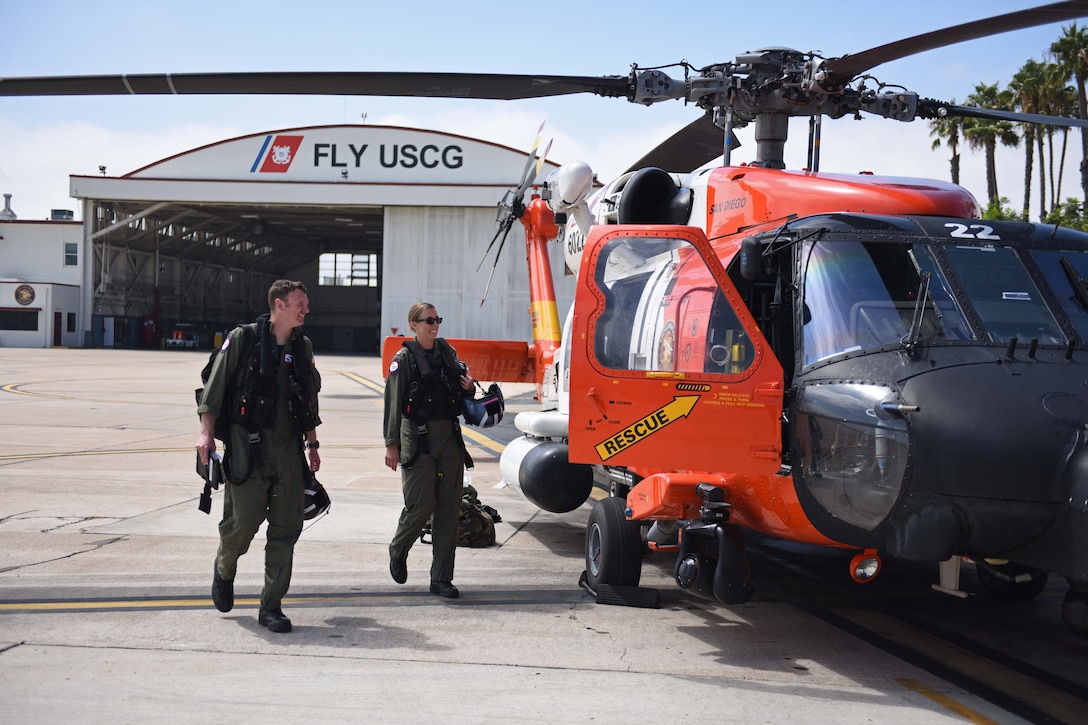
[338,370,504,456]
[897,679,999,725]
[0,445,374,463]
[339,370,384,394]
[2,382,71,399]
[0,595,361,613]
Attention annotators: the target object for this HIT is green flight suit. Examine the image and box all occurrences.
[385,343,466,584]
[198,321,321,610]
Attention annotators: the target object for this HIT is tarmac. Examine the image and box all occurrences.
[0,348,1030,724]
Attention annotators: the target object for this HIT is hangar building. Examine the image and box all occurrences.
[0,124,576,352]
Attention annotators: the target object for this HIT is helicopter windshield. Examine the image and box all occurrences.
[944,245,1064,345]
[1028,248,1088,342]
[801,240,971,366]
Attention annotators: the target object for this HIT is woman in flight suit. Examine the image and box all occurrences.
[383,302,474,598]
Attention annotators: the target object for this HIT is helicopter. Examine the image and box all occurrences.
[8,2,1088,633]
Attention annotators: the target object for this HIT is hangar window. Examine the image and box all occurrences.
[319,253,378,287]
[0,310,38,331]
[64,242,78,267]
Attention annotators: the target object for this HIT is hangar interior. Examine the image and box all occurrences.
[87,198,386,351]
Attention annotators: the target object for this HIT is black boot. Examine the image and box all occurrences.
[212,562,234,613]
[257,607,292,633]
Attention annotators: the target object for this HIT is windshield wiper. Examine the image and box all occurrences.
[1060,256,1088,312]
[902,272,933,356]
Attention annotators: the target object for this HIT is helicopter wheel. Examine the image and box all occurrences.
[975,562,1049,602]
[585,497,642,592]
[1062,589,1088,636]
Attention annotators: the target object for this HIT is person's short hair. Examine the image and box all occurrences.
[268,279,307,310]
[408,301,436,326]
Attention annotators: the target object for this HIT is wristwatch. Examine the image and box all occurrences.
[306,441,320,450]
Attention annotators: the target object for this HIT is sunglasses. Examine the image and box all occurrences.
[415,316,443,325]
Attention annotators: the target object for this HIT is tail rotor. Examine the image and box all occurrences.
[478,123,552,305]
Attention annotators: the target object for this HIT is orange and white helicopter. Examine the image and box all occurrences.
[8,2,1088,633]
[386,1,1088,634]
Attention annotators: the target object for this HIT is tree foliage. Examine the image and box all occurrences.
[930,22,1088,222]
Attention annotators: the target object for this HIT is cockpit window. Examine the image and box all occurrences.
[801,240,972,366]
[593,236,754,374]
[944,245,1064,345]
[1030,248,1088,342]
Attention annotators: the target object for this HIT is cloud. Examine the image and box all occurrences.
[0,116,247,220]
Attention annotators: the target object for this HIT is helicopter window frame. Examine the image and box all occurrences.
[588,233,761,379]
[1026,248,1088,343]
[941,243,1066,346]
[798,236,974,367]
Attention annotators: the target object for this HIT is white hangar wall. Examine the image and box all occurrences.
[381,206,564,341]
[0,219,85,348]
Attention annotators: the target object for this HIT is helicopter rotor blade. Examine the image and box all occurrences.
[624,113,741,174]
[477,215,513,272]
[513,122,546,194]
[921,101,1088,129]
[0,71,631,100]
[535,139,553,179]
[479,222,515,306]
[509,124,548,207]
[822,2,1088,86]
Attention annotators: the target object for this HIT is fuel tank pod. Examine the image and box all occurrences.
[500,436,594,513]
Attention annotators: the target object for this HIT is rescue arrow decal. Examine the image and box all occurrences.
[594,395,699,461]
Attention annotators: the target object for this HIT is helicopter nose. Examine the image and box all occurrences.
[889,362,1088,571]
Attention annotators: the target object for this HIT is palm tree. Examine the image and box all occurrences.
[1009,60,1048,218]
[964,82,1021,207]
[1050,22,1088,207]
[1038,60,1073,217]
[1035,56,1078,214]
[929,101,963,185]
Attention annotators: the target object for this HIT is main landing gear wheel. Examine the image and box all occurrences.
[1062,589,1088,636]
[975,562,1049,602]
[585,497,642,591]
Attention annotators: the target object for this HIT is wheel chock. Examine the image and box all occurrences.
[578,570,660,609]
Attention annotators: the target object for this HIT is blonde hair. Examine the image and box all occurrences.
[408,302,436,327]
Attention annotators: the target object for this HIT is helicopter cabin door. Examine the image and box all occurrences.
[568,225,784,475]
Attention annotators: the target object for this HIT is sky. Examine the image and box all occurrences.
[1,0,1086,223]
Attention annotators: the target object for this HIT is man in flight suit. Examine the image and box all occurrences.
[196,279,322,633]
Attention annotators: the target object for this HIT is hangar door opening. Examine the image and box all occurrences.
[318,249,381,352]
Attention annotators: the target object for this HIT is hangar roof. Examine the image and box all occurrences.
[70,125,558,273]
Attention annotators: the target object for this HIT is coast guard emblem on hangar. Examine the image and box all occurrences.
[251,134,304,174]
[14,284,35,306]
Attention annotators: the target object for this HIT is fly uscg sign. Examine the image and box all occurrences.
[128,125,535,185]
[249,133,465,174]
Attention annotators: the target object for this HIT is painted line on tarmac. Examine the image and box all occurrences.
[2,382,72,399]
[751,545,1082,725]
[339,370,383,394]
[0,589,586,614]
[897,679,1000,725]
[0,445,378,463]
[0,447,190,462]
[338,371,505,456]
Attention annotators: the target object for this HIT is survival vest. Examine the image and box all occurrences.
[195,315,319,485]
[401,338,464,422]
